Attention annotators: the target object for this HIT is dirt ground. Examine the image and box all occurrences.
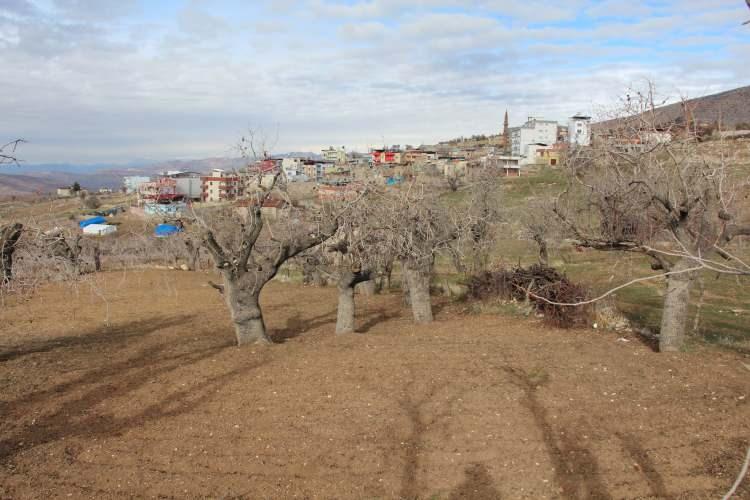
[1,270,749,499]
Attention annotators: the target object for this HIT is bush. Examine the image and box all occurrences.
[83,196,101,209]
[467,264,590,328]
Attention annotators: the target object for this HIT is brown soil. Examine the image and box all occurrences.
[1,270,749,499]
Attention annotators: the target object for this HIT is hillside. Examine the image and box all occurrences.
[0,173,62,197]
[599,85,750,129]
[657,85,750,127]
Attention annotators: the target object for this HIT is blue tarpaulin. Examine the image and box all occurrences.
[154,224,182,237]
[79,216,107,228]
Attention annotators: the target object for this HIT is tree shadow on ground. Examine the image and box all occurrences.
[503,366,611,499]
[393,369,464,500]
[0,314,198,363]
[0,316,266,464]
[448,463,502,500]
[0,316,266,463]
[616,432,669,498]
[357,308,401,333]
[270,309,336,342]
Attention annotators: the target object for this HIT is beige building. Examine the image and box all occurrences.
[201,169,241,202]
[321,146,347,164]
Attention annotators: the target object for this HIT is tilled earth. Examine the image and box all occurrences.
[0,270,748,499]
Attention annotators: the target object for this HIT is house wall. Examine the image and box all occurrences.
[511,119,558,164]
[201,175,240,202]
[174,177,202,200]
[568,116,592,146]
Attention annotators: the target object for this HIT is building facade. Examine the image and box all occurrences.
[321,146,347,164]
[568,114,592,146]
[510,117,558,165]
[201,169,241,202]
[123,175,151,194]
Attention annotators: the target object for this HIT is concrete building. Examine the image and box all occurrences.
[56,187,74,198]
[510,117,559,165]
[123,175,150,194]
[281,157,307,180]
[160,171,203,200]
[371,148,403,165]
[322,146,347,164]
[568,114,592,146]
[201,169,241,202]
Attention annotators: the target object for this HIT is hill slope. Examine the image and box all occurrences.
[656,85,750,127]
[598,85,750,129]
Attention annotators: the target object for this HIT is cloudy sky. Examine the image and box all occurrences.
[1,0,748,163]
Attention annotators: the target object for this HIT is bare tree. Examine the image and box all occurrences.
[1,223,23,284]
[446,175,461,192]
[519,200,555,266]
[462,172,501,273]
[374,183,460,323]
[0,139,24,166]
[316,194,386,334]
[197,170,338,345]
[554,84,750,352]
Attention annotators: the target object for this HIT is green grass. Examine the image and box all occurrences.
[435,161,750,352]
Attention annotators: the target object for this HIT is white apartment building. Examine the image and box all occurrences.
[568,114,592,147]
[510,117,558,165]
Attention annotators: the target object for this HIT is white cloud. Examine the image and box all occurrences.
[0,0,747,163]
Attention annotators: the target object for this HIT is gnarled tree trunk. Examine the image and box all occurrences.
[1,223,23,284]
[185,239,200,271]
[659,258,694,352]
[403,261,433,323]
[224,279,270,345]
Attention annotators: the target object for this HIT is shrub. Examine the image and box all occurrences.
[467,264,590,328]
[83,196,101,209]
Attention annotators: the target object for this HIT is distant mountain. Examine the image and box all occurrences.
[0,153,319,196]
[0,173,63,197]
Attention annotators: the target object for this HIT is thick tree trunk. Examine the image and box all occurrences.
[535,236,549,266]
[185,240,200,271]
[93,244,102,272]
[357,280,376,296]
[336,283,355,334]
[659,258,694,352]
[1,223,23,284]
[404,263,433,323]
[224,280,270,345]
[335,270,370,334]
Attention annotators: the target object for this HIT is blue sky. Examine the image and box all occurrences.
[0,0,748,163]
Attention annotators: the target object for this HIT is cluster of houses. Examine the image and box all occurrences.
[117,112,601,215]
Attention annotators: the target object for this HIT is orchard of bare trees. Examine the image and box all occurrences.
[552,85,750,352]
[2,85,749,357]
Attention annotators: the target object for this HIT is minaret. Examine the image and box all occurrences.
[502,109,510,153]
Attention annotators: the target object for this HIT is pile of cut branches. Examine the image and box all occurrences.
[467,264,590,328]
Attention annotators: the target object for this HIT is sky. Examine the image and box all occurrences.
[0,0,748,164]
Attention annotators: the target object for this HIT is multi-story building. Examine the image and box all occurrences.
[371,148,403,165]
[568,113,592,147]
[281,157,304,178]
[201,169,241,202]
[159,171,203,200]
[302,160,330,181]
[510,117,559,165]
[123,175,151,194]
[321,146,347,164]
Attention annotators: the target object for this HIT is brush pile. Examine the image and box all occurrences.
[467,264,590,328]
